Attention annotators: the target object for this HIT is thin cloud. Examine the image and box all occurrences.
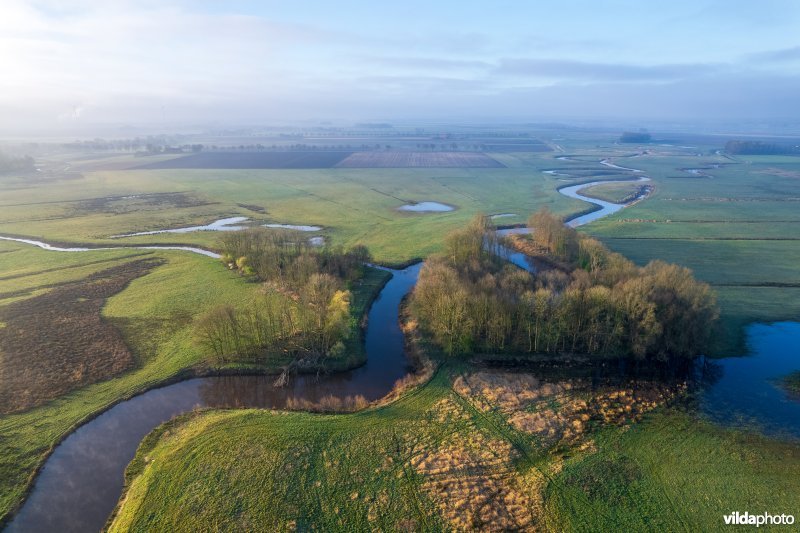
[747,46,800,63]
[495,58,724,82]
[359,56,492,71]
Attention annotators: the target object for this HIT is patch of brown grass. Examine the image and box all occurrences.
[405,397,539,531]
[284,394,369,413]
[454,371,686,448]
[0,258,163,414]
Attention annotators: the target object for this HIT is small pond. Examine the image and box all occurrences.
[699,322,800,439]
[397,202,454,212]
[263,224,322,231]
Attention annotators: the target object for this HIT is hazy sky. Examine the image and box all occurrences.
[2,0,800,129]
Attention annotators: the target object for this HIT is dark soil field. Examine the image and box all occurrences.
[0,258,163,414]
[135,151,353,169]
[481,141,551,152]
[335,151,505,168]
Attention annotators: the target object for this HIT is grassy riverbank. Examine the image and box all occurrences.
[0,240,388,525]
[576,180,649,204]
[109,366,800,531]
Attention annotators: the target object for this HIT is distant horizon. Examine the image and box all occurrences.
[3,117,800,141]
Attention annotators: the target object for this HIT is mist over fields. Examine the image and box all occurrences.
[2,0,800,134]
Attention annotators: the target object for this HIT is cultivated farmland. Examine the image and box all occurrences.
[335,151,505,168]
[136,151,354,169]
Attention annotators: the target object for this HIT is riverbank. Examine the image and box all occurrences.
[0,252,390,529]
[107,355,800,532]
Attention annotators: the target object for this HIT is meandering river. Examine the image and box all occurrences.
[3,158,798,532]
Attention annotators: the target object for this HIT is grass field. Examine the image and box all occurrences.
[335,151,504,168]
[575,149,800,353]
[577,180,651,204]
[0,239,388,524]
[0,162,584,264]
[3,133,800,528]
[546,409,800,531]
[108,367,800,531]
[136,151,354,169]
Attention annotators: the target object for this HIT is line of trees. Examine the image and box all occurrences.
[0,152,35,174]
[724,140,800,155]
[196,229,369,364]
[412,213,718,360]
[620,131,652,143]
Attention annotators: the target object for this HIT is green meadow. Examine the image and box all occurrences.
[108,368,800,532]
[2,137,800,529]
[1,160,584,264]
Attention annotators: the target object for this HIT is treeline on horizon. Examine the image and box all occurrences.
[196,229,370,364]
[619,131,652,143]
[724,140,800,155]
[0,152,35,174]
[412,212,718,360]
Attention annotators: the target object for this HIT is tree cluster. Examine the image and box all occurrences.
[724,140,800,155]
[412,213,718,361]
[620,131,652,143]
[0,152,35,174]
[196,229,369,364]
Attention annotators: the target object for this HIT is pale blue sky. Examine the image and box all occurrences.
[2,0,800,128]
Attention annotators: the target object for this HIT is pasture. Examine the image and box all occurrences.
[136,151,353,169]
[335,151,504,168]
[578,180,651,204]
[108,368,800,531]
[580,149,800,352]
[0,163,579,264]
[2,131,800,528]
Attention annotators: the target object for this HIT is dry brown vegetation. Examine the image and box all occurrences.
[335,151,504,168]
[284,394,369,413]
[454,371,686,448]
[0,258,163,414]
[406,397,539,531]
[399,370,687,531]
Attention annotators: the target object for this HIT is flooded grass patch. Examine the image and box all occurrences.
[397,201,455,212]
[263,223,322,231]
[74,192,215,214]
